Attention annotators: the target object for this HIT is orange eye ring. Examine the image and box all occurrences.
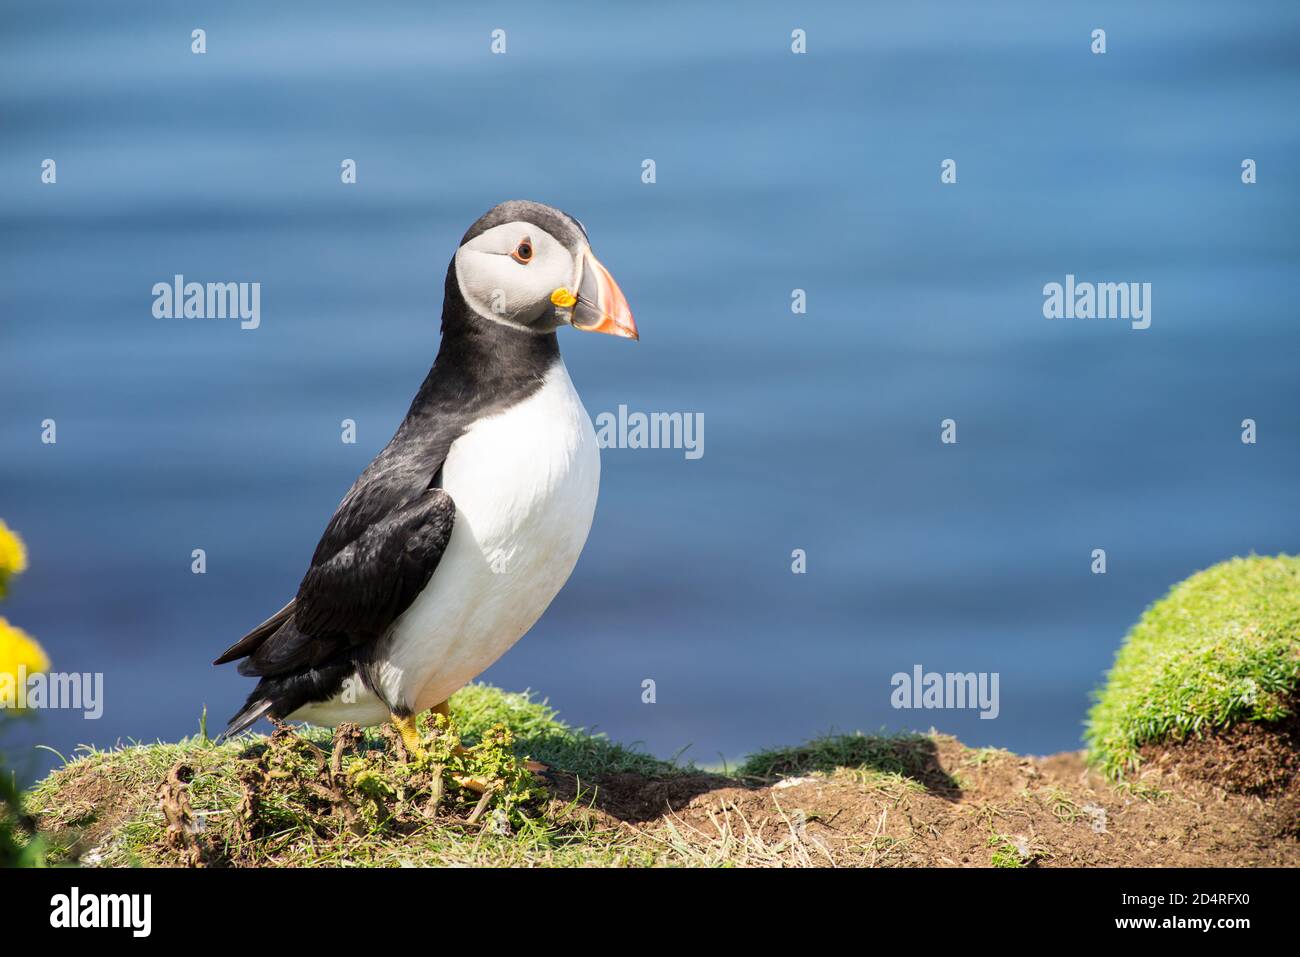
[510,239,533,264]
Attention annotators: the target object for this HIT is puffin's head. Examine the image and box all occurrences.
[452,199,637,340]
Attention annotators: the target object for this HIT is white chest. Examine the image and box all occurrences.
[381,360,601,711]
[441,362,600,566]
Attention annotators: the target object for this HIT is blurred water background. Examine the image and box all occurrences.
[3,1,1298,784]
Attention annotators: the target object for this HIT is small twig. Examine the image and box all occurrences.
[465,788,495,826]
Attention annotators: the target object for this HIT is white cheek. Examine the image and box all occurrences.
[533,246,575,296]
[457,248,572,321]
[457,252,524,317]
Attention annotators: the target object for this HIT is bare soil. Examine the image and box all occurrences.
[548,725,1299,866]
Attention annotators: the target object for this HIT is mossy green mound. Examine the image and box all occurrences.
[1086,554,1300,780]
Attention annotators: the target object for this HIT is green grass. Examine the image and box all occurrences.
[1085,554,1300,780]
[23,684,691,868]
[988,833,1041,868]
[447,684,678,779]
[736,729,960,794]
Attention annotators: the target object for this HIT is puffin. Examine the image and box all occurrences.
[214,200,637,751]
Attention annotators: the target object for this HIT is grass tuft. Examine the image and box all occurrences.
[1085,554,1300,780]
[736,729,959,794]
[447,684,680,779]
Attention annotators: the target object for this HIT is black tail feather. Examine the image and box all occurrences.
[213,599,296,666]
[216,697,275,742]
[216,657,364,741]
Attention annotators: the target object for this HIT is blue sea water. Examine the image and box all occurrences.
[2,1,1299,784]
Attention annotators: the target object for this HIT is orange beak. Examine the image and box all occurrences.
[572,248,638,340]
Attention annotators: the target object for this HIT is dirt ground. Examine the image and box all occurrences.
[30,718,1298,867]
[547,727,1299,867]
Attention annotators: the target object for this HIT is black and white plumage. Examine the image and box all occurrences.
[215,200,637,737]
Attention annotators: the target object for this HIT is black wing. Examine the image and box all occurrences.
[214,485,454,738]
[238,487,455,677]
[214,374,470,670]
[214,405,462,735]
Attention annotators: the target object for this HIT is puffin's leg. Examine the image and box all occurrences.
[429,699,549,790]
[431,700,493,793]
[391,709,495,799]
[390,712,426,760]
[431,696,462,743]
[430,700,472,757]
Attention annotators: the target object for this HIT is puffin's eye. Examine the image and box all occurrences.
[510,239,533,264]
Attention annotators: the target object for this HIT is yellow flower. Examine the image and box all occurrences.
[0,520,28,588]
[0,617,48,685]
